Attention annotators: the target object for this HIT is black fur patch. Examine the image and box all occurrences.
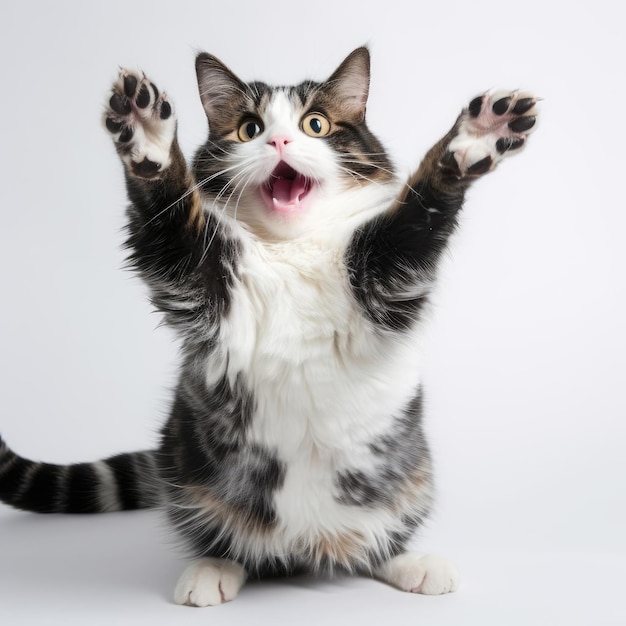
[65,463,100,513]
[346,178,464,331]
[185,369,255,450]
[335,390,432,508]
[125,147,240,342]
[159,372,285,558]
[18,464,62,513]
[105,453,143,510]
[0,453,30,508]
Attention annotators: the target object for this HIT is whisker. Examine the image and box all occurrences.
[195,159,260,267]
[142,156,258,229]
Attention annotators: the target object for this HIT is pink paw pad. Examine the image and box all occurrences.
[442,90,539,178]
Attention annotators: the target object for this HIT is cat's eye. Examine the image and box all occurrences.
[301,113,331,138]
[238,119,263,142]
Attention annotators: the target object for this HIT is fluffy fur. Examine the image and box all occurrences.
[0,48,538,605]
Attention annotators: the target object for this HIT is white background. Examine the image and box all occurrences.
[1,0,624,624]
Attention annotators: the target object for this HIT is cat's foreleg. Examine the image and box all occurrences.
[104,70,234,331]
[401,88,540,253]
[374,552,459,595]
[402,89,539,239]
[405,89,539,278]
[104,68,205,266]
[347,90,538,328]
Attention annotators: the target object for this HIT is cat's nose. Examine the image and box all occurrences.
[268,135,292,156]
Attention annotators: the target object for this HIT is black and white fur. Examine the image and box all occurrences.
[0,48,538,605]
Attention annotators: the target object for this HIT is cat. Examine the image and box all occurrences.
[0,47,538,606]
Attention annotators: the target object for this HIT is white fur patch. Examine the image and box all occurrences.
[92,461,122,512]
[375,552,459,594]
[174,557,247,606]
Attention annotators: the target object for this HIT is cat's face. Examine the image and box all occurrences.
[193,48,394,240]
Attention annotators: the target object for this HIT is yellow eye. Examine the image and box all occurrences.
[301,113,331,138]
[238,119,263,142]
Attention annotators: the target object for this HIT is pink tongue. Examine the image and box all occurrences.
[273,176,307,205]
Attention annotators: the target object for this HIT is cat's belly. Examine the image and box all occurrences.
[211,236,430,566]
[252,339,427,566]
[267,445,430,571]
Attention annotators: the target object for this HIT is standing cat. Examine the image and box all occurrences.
[0,48,538,606]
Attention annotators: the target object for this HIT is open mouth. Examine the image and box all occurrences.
[260,162,313,214]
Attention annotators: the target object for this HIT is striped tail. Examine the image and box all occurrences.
[0,435,160,514]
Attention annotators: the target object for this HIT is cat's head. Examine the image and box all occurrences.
[193,47,395,240]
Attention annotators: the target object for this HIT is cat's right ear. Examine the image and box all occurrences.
[195,53,248,124]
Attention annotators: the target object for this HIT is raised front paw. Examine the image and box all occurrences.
[104,70,176,179]
[441,90,539,178]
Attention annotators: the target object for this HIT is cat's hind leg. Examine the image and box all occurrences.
[374,552,459,595]
[174,558,248,607]
[441,90,539,178]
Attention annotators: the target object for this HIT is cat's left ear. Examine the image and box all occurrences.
[324,47,370,122]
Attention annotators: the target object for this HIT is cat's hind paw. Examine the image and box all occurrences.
[104,70,176,179]
[441,90,539,178]
[375,552,459,595]
[173,558,247,607]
